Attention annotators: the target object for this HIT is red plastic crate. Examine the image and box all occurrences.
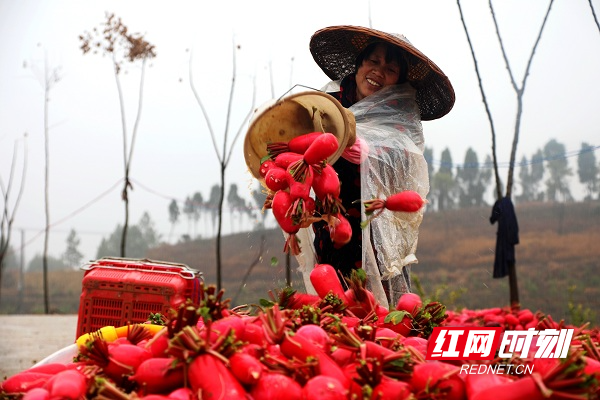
[76,257,203,338]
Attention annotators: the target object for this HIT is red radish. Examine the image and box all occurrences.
[241,319,267,346]
[312,164,341,200]
[112,337,132,346]
[283,291,321,309]
[275,152,303,169]
[0,372,52,394]
[295,324,331,352]
[341,316,361,329]
[518,309,534,325]
[43,369,88,400]
[371,376,412,400]
[465,372,513,399]
[344,284,378,319]
[303,132,339,166]
[584,356,600,377]
[330,347,356,368]
[374,327,399,348]
[104,343,153,382]
[288,131,324,153]
[364,340,396,359]
[280,332,349,389]
[250,372,302,400]
[265,167,291,191]
[228,352,264,385]
[286,133,339,186]
[528,357,559,377]
[470,375,547,400]
[504,313,519,328]
[188,353,246,399]
[311,164,343,214]
[205,314,246,342]
[240,343,264,359]
[272,190,301,255]
[289,180,312,202]
[309,263,349,303]
[375,304,390,319]
[22,387,50,400]
[401,337,428,357]
[329,212,352,248]
[26,363,68,375]
[145,330,169,357]
[287,165,316,225]
[272,189,297,233]
[376,312,413,337]
[304,196,316,215]
[395,293,423,316]
[302,375,347,400]
[342,364,364,400]
[130,357,185,395]
[410,361,465,400]
[259,159,277,178]
[267,132,323,157]
[167,387,194,400]
[363,190,426,216]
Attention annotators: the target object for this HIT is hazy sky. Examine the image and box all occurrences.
[1,0,599,266]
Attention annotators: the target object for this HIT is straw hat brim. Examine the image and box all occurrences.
[310,25,455,121]
[244,91,356,181]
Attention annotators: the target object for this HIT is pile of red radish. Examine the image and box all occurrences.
[2,263,599,399]
[261,131,426,255]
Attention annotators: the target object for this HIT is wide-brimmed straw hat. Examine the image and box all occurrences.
[310,25,455,121]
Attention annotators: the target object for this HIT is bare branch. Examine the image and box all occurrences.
[488,0,519,93]
[0,134,27,266]
[189,49,221,162]
[112,52,128,171]
[456,0,503,200]
[499,0,555,197]
[588,0,600,34]
[225,75,257,167]
[519,1,554,94]
[232,234,266,305]
[222,39,239,168]
[127,56,148,171]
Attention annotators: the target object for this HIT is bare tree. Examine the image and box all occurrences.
[27,51,62,314]
[79,13,156,257]
[188,41,256,291]
[0,135,28,301]
[457,0,555,306]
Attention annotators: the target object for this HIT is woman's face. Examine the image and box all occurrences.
[355,43,401,101]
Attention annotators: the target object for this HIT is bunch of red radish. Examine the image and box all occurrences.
[2,265,600,399]
[260,131,426,255]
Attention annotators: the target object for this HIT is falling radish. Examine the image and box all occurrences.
[362,190,427,226]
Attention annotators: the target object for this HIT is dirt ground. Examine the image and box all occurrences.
[0,314,78,380]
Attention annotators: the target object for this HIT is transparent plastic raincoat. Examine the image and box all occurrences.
[297,82,428,308]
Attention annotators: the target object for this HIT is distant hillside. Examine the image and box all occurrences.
[147,200,600,322]
[1,201,598,324]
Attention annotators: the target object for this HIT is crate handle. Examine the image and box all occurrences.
[81,262,202,280]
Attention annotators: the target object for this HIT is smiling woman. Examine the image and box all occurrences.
[299,25,455,308]
[354,43,404,101]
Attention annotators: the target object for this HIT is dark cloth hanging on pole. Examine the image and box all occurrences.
[489,197,519,278]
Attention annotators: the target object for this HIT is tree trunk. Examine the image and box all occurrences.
[216,164,226,291]
[42,59,50,314]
